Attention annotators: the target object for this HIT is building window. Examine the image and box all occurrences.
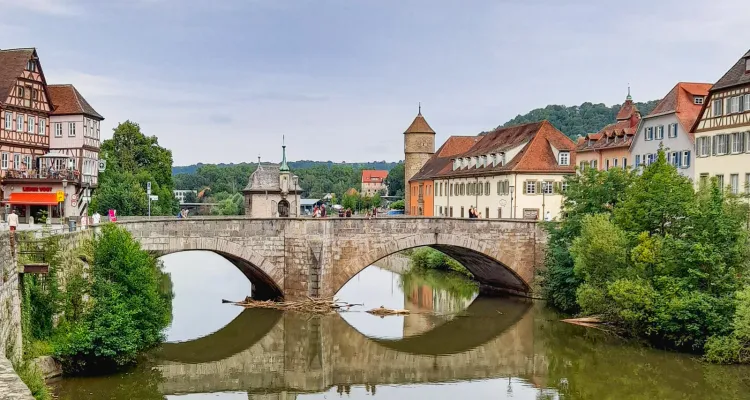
[27,116,34,133]
[525,180,537,195]
[605,159,610,170]
[716,134,729,155]
[668,123,678,138]
[655,125,664,140]
[713,99,723,117]
[498,208,502,218]
[3,112,10,129]
[645,127,654,141]
[478,182,483,196]
[697,137,711,157]
[23,156,31,170]
[694,96,704,105]
[16,115,23,131]
[17,86,24,98]
[613,158,618,168]
[699,173,709,186]
[38,118,45,135]
[54,123,62,137]
[730,96,741,114]
[0,153,7,169]
[460,207,464,218]
[68,122,76,137]
[13,154,20,169]
[730,174,739,194]
[647,154,654,165]
[681,151,690,168]
[561,181,569,192]
[716,174,725,190]
[591,160,598,170]
[622,157,627,169]
[559,151,570,166]
[669,152,678,166]
[485,181,490,195]
[732,132,745,153]
[542,181,554,195]
[635,154,641,166]
[745,94,750,113]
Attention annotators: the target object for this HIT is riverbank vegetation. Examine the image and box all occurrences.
[542,149,750,363]
[409,248,473,277]
[18,225,173,378]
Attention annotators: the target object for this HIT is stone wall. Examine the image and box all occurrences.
[0,232,34,400]
[0,232,22,362]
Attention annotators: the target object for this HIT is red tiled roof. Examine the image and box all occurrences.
[644,82,711,141]
[0,48,36,104]
[404,112,435,134]
[48,84,103,119]
[577,96,641,153]
[361,170,388,183]
[426,121,575,179]
[410,136,479,181]
[616,99,637,121]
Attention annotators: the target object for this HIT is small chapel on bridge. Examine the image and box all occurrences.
[242,141,302,217]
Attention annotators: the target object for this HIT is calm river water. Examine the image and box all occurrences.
[53,251,750,399]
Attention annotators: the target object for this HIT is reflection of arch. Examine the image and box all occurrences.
[347,297,532,355]
[147,238,284,300]
[278,199,290,217]
[332,233,530,297]
[154,308,282,363]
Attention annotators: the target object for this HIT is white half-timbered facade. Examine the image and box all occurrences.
[693,49,750,194]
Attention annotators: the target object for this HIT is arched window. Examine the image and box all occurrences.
[278,199,290,217]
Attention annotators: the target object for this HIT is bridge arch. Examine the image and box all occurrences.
[142,237,284,300]
[330,232,530,298]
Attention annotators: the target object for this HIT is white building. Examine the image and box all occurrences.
[173,190,197,204]
[630,82,711,178]
[432,121,576,220]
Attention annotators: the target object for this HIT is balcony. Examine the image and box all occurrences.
[1,168,81,183]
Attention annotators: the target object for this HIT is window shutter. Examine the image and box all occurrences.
[712,135,717,155]
[686,151,691,167]
[535,181,542,194]
[522,181,528,194]
[553,182,561,193]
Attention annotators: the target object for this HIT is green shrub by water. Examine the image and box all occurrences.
[52,224,173,374]
[13,360,52,400]
[542,148,750,362]
[409,248,472,277]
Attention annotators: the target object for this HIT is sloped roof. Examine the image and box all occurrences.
[404,112,435,134]
[361,170,388,183]
[243,164,281,192]
[0,48,35,104]
[48,84,104,119]
[712,49,750,91]
[616,99,638,121]
[410,136,479,181]
[577,95,641,153]
[643,82,711,139]
[430,121,575,178]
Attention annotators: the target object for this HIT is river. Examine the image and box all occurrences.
[52,251,750,399]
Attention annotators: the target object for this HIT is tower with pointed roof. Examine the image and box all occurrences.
[403,105,435,215]
[242,139,302,217]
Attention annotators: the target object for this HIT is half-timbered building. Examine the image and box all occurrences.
[693,49,750,194]
[48,84,104,218]
[0,48,56,223]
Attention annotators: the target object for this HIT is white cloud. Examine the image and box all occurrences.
[0,0,83,16]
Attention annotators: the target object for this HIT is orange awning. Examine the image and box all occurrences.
[7,192,59,205]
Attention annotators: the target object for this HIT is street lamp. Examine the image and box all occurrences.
[61,179,68,222]
[509,185,515,219]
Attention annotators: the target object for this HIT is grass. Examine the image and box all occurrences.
[12,360,53,400]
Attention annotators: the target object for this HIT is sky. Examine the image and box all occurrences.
[2,0,748,165]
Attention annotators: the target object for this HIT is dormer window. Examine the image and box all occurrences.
[452,159,458,171]
[746,58,750,73]
[464,157,470,169]
[694,96,704,105]
[26,60,37,72]
[559,151,570,166]
[471,156,478,168]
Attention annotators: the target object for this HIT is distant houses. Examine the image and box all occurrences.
[405,47,750,220]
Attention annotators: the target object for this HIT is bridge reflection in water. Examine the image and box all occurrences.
[154,296,542,396]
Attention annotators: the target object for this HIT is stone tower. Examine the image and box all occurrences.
[403,106,435,215]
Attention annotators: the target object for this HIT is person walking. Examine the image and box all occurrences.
[544,211,552,221]
[92,212,101,225]
[7,209,18,232]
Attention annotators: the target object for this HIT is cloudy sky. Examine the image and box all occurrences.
[3,0,748,165]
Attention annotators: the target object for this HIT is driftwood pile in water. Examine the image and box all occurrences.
[227,296,361,314]
[366,306,410,316]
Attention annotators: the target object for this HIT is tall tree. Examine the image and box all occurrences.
[94,121,178,216]
[385,163,405,196]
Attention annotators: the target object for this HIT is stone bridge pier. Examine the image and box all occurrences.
[105,217,547,300]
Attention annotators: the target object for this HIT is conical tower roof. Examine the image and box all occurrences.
[404,111,435,134]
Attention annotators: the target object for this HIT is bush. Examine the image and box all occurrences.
[13,360,52,400]
[52,224,172,374]
[409,247,472,277]
[390,199,405,210]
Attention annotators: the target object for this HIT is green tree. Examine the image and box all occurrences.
[372,193,382,208]
[390,199,405,210]
[94,121,178,216]
[53,225,172,374]
[385,163,405,196]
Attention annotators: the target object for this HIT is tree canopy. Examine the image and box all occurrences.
[92,121,178,216]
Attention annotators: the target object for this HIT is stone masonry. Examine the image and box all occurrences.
[0,232,34,400]
[105,217,546,300]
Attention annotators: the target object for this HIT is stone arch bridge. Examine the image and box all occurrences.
[80,217,546,300]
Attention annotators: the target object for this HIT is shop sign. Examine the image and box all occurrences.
[22,187,53,192]
[56,191,65,202]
